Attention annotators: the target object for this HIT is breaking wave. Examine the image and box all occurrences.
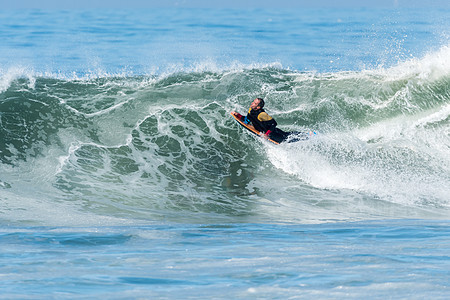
[1,47,450,225]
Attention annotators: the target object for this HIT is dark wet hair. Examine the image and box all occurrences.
[256,98,265,108]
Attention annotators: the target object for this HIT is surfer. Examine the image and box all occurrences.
[232,98,291,143]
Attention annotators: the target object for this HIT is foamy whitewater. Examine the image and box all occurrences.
[1,7,449,299]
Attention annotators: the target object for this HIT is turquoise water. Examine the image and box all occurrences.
[1,7,450,298]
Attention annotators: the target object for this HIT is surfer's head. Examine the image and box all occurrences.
[251,98,265,110]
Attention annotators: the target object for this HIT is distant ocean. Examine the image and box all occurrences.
[1,7,449,299]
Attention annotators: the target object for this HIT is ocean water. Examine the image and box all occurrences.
[1,7,450,299]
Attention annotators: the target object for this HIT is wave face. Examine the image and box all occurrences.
[1,49,450,225]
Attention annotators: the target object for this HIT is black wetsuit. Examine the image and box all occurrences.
[244,108,290,143]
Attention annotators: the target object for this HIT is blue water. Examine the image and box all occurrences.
[1,8,448,74]
[1,7,450,299]
[1,221,449,298]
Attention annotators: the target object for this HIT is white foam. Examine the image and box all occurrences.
[266,126,450,210]
[0,66,36,93]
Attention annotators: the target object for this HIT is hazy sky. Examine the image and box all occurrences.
[3,0,450,9]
